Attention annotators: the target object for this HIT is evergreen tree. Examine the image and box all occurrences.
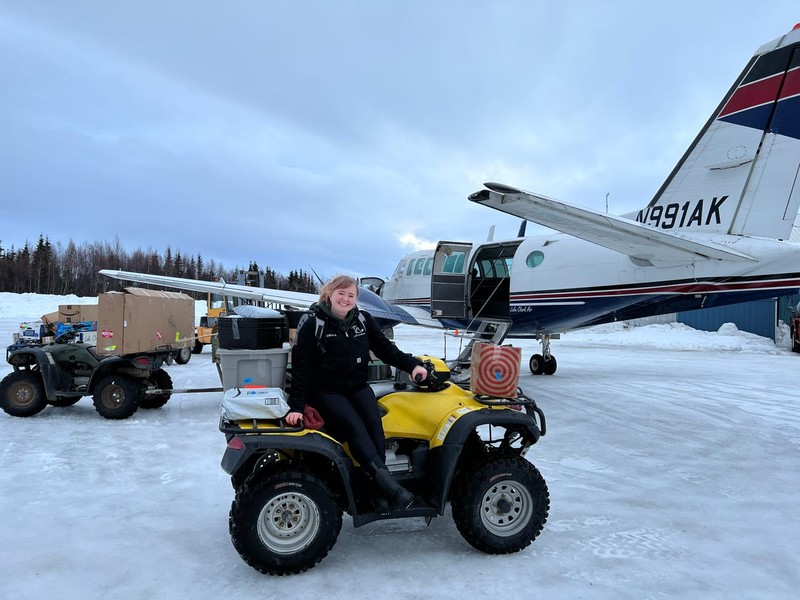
[0,236,321,298]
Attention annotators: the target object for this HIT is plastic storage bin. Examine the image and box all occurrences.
[217,347,290,390]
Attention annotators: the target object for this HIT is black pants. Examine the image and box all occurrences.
[313,386,385,466]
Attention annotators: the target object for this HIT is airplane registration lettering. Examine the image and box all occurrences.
[636,196,727,229]
[662,203,679,228]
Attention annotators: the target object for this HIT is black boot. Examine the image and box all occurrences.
[367,457,414,509]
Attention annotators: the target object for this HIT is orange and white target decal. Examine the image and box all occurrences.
[469,342,521,398]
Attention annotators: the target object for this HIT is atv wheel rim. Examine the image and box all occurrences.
[101,385,125,409]
[10,383,36,408]
[480,480,533,537]
[257,491,320,555]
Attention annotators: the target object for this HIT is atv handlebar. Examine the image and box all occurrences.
[413,360,438,387]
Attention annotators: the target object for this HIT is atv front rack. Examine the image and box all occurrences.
[471,389,547,436]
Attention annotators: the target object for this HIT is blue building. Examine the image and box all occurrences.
[676,294,800,342]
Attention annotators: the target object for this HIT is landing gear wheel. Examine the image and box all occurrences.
[452,455,549,554]
[92,375,141,419]
[229,470,343,575]
[175,347,191,365]
[543,356,557,375]
[529,354,545,375]
[192,339,204,354]
[0,371,48,417]
[140,368,173,409]
[51,397,81,407]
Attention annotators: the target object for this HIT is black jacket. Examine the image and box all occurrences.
[288,304,421,412]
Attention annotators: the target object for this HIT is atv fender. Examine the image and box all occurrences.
[426,408,543,514]
[86,355,131,390]
[7,347,65,402]
[221,427,362,514]
[86,353,164,391]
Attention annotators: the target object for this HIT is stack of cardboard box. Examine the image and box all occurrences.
[42,288,194,356]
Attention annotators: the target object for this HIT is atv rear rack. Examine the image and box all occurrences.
[471,389,546,436]
[219,416,304,435]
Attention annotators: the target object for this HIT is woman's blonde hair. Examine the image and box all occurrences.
[319,275,359,304]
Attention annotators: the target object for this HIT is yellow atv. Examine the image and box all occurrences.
[218,356,548,575]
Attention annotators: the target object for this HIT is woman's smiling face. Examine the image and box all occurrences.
[329,284,358,319]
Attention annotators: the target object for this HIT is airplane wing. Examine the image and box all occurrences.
[99,269,318,307]
[469,183,756,264]
[99,269,436,329]
[389,304,444,329]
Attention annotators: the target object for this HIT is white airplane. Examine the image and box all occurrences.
[377,23,800,373]
[102,23,800,376]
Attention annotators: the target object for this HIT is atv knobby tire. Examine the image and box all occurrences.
[229,469,343,575]
[92,374,141,419]
[140,368,173,409]
[0,371,48,417]
[451,455,549,554]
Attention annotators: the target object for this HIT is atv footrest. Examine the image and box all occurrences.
[352,505,438,528]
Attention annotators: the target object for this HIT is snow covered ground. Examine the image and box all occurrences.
[0,292,798,600]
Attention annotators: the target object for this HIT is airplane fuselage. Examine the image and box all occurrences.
[506,234,800,333]
[381,233,800,336]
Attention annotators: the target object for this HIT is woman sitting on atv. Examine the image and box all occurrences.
[286,275,428,508]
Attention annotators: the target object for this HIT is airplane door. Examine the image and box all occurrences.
[430,241,473,319]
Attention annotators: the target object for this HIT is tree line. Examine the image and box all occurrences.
[0,236,319,298]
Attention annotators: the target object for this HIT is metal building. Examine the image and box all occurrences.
[676,295,799,342]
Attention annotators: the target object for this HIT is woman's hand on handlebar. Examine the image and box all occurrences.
[411,365,428,382]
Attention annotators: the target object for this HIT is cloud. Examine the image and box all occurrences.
[0,1,797,279]
[397,233,436,252]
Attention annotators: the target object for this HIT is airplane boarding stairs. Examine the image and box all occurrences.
[445,319,511,386]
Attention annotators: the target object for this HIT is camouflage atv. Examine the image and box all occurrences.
[1,322,179,420]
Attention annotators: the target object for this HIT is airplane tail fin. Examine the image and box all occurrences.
[637,24,800,240]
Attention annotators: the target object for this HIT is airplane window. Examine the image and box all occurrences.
[424,257,433,275]
[414,259,425,275]
[526,251,545,268]
[454,253,465,273]
[395,261,407,276]
[406,260,416,276]
[442,255,456,273]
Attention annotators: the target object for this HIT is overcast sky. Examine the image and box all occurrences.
[0,1,797,280]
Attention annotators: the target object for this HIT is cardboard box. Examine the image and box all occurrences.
[41,311,60,328]
[57,304,99,324]
[55,321,97,334]
[18,321,48,342]
[96,288,194,355]
[55,321,98,344]
[469,342,522,398]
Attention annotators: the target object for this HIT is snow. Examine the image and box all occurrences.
[1,292,798,599]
